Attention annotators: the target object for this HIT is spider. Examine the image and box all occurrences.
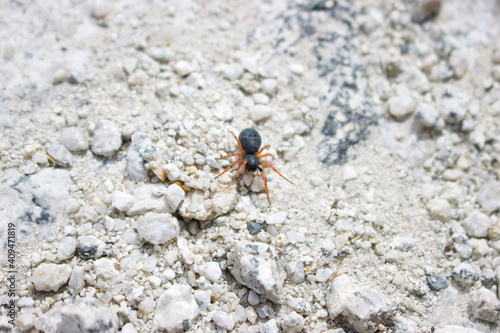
[215,128,292,204]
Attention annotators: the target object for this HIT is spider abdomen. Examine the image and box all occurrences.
[239,128,262,154]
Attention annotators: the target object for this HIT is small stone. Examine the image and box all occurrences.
[477,182,500,213]
[316,268,334,283]
[154,284,200,332]
[164,163,182,181]
[492,66,500,82]
[452,233,473,259]
[111,191,134,212]
[91,119,122,157]
[437,90,468,125]
[414,103,441,128]
[48,143,73,166]
[289,63,304,75]
[146,47,173,63]
[127,132,154,182]
[174,60,193,77]
[223,63,244,80]
[198,262,222,283]
[250,105,272,123]
[228,241,285,303]
[90,0,112,19]
[214,102,234,122]
[259,318,279,333]
[388,95,417,120]
[286,261,305,284]
[343,166,358,181]
[59,127,88,152]
[127,70,148,86]
[121,323,138,333]
[93,258,119,281]
[137,212,180,245]
[411,0,442,23]
[213,311,234,331]
[462,211,493,238]
[266,211,287,225]
[452,263,479,289]
[126,184,169,216]
[53,68,68,84]
[164,184,186,211]
[123,58,138,75]
[280,311,305,333]
[261,79,278,95]
[253,93,270,105]
[57,237,77,261]
[326,274,395,333]
[68,266,85,292]
[77,235,109,259]
[426,274,449,291]
[32,263,72,292]
[426,198,451,221]
[57,298,119,333]
[449,49,469,79]
[469,287,500,322]
[247,222,263,234]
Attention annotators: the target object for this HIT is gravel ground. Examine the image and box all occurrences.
[1,0,500,332]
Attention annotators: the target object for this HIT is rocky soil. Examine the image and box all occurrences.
[1,0,500,332]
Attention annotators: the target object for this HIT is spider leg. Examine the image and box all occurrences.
[219,152,243,160]
[215,160,242,179]
[230,131,246,154]
[261,162,293,184]
[259,167,271,204]
[255,145,270,155]
[257,153,274,160]
[232,159,247,179]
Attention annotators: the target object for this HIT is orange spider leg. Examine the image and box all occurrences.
[232,159,247,179]
[219,152,243,160]
[259,168,271,204]
[229,131,245,154]
[255,145,270,155]
[257,153,274,159]
[215,160,242,179]
[261,162,293,184]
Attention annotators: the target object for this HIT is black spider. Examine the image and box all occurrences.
[215,128,292,204]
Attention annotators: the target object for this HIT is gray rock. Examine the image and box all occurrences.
[127,132,154,182]
[326,274,396,333]
[154,284,200,332]
[228,241,285,303]
[48,143,73,166]
[426,274,449,291]
[58,298,118,333]
[436,90,469,125]
[59,127,89,151]
[247,221,263,235]
[469,287,500,322]
[411,0,441,23]
[77,235,110,259]
[452,263,479,288]
[477,182,500,213]
[136,212,180,245]
[32,263,72,292]
[91,119,122,157]
[462,211,493,238]
[452,233,473,259]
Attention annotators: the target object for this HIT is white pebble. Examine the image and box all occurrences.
[289,63,304,75]
[154,284,200,332]
[137,212,180,245]
[426,198,451,221]
[261,79,278,95]
[266,211,288,225]
[315,268,334,283]
[57,237,77,261]
[343,166,358,181]
[165,184,186,211]
[48,143,73,166]
[164,163,182,181]
[462,211,493,238]
[91,119,122,157]
[198,262,222,283]
[213,311,235,331]
[388,95,417,119]
[59,127,88,151]
[250,105,272,123]
[32,263,72,292]
[174,60,193,77]
[112,191,134,212]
